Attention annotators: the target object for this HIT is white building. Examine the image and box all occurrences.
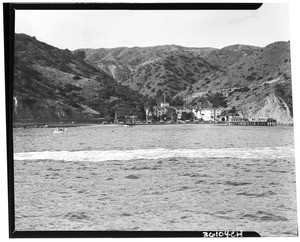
[215,109,222,117]
[201,109,214,121]
[192,108,222,121]
[160,102,170,108]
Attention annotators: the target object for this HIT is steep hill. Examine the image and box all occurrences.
[183,41,293,123]
[14,34,147,121]
[124,52,221,97]
[79,45,218,97]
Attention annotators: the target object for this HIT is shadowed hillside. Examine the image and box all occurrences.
[14,34,148,121]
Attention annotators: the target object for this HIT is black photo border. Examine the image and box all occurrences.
[4,2,262,238]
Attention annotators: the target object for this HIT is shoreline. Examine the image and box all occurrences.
[12,122,292,129]
[12,122,224,129]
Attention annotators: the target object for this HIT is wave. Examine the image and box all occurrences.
[14,146,294,162]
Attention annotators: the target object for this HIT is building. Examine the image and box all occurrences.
[228,116,277,126]
[200,109,214,121]
[153,107,168,117]
[160,102,170,108]
[228,116,248,123]
[153,106,176,120]
[145,107,153,122]
[214,109,222,117]
[192,108,222,122]
[249,117,268,122]
[175,107,192,119]
[159,92,170,108]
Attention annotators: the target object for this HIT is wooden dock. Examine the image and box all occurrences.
[228,118,277,126]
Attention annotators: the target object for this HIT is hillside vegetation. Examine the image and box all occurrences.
[14,34,147,121]
[14,34,293,123]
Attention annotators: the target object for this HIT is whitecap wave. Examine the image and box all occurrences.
[14,147,294,162]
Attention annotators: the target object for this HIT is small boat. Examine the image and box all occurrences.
[52,128,67,133]
[123,123,135,127]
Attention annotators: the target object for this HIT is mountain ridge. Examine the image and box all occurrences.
[13,33,293,123]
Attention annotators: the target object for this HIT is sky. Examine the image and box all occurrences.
[15,3,290,51]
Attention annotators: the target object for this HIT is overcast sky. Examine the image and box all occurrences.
[15,3,289,50]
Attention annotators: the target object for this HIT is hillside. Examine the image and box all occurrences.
[13,34,293,124]
[13,34,147,121]
[80,41,293,123]
[203,44,261,68]
[78,45,217,97]
[183,41,293,123]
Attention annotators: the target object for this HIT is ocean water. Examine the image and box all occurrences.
[13,124,297,236]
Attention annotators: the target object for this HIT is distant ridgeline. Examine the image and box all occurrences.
[13,34,293,124]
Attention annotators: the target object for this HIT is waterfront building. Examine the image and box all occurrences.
[192,108,202,119]
[200,109,214,121]
[214,109,222,117]
[145,107,153,122]
[228,116,277,126]
[249,117,268,122]
[228,116,248,122]
[175,107,192,119]
[153,106,176,120]
[192,108,222,122]
[153,107,167,117]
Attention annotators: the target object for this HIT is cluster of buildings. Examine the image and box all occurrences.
[145,101,276,126]
[145,100,224,122]
[143,94,276,125]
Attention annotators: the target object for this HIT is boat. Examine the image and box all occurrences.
[123,123,135,127]
[52,128,67,133]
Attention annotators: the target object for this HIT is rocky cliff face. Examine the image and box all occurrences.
[239,94,293,124]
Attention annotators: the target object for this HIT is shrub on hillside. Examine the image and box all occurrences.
[207,93,228,108]
[73,75,81,80]
[64,84,82,93]
[246,74,256,81]
[169,97,184,107]
[239,86,250,92]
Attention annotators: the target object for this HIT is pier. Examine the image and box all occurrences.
[228,117,277,126]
